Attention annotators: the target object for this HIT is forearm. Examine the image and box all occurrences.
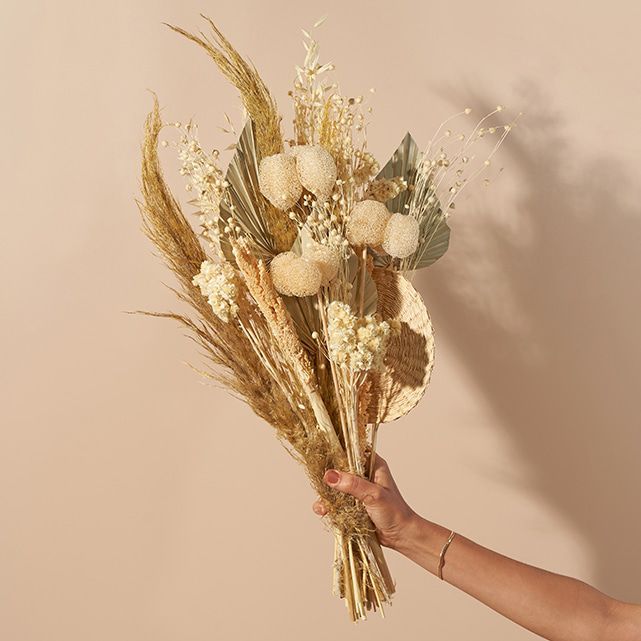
[396,515,622,641]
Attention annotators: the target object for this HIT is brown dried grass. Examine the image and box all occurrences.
[137,96,301,440]
[166,15,282,157]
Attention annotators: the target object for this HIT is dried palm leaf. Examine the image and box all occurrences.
[219,119,275,261]
[373,133,451,270]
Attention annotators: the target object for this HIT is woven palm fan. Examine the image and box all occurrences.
[367,268,435,423]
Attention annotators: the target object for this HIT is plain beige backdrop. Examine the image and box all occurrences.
[2,1,641,639]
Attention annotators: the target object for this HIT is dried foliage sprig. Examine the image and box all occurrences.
[136,16,515,621]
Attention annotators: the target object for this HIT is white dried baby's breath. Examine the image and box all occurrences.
[326,301,390,372]
[173,122,227,253]
[192,260,239,323]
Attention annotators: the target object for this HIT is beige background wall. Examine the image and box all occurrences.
[2,1,641,639]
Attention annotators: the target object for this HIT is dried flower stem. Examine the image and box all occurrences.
[368,422,379,480]
[232,238,343,454]
[358,247,367,317]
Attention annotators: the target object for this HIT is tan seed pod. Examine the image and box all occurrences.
[303,241,341,285]
[382,213,420,258]
[293,145,338,202]
[258,154,303,210]
[346,199,391,247]
[364,177,406,202]
[270,251,322,297]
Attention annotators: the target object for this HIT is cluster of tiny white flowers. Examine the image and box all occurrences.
[192,260,239,323]
[326,301,391,372]
[169,122,228,252]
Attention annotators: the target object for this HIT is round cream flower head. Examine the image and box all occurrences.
[383,213,420,258]
[270,251,322,297]
[294,145,337,202]
[258,154,303,210]
[346,200,391,247]
[303,240,341,285]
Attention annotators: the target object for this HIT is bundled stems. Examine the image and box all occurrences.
[317,259,395,620]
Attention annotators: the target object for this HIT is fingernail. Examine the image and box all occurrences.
[324,469,340,486]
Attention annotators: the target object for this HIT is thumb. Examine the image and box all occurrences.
[324,469,384,507]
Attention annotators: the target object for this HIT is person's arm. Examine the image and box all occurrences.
[314,457,641,641]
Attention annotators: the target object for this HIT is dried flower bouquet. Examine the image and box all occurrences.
[136,15,516,621]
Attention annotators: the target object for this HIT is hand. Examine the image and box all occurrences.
[312,454,418,551]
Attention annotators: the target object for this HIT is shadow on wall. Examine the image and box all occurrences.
[417,82,641,602]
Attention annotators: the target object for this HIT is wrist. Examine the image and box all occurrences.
[394,513,452,575]
[393,511,427,556]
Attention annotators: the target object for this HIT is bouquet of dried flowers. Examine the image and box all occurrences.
[136,15,517,621]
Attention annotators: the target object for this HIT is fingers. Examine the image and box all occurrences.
[313,458,394,517]
[370,454,397,491]
[312,499,328,516]
[323,469,384,506]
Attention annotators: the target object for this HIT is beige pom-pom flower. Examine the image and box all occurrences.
[258,154,303,210]
[346,200,391,247]
[270,251,322,297]
[303,241,341,285]
[382,213,420,258]
[293,145,337,202]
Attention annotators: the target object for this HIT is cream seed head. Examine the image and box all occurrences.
[382,213,420,258]
[293,145,338,202]
[346,199,391,247]
[303,241,341,285]
[258,153,303,210]
[270,251,322,297]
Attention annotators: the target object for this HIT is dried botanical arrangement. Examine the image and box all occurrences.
[136,15,517,621]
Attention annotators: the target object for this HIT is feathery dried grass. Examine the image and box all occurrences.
[231,239,343,447]
[139,95,207,293]
[166,16,282,156]
[166,16,296,252]
[137,96,306,440]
